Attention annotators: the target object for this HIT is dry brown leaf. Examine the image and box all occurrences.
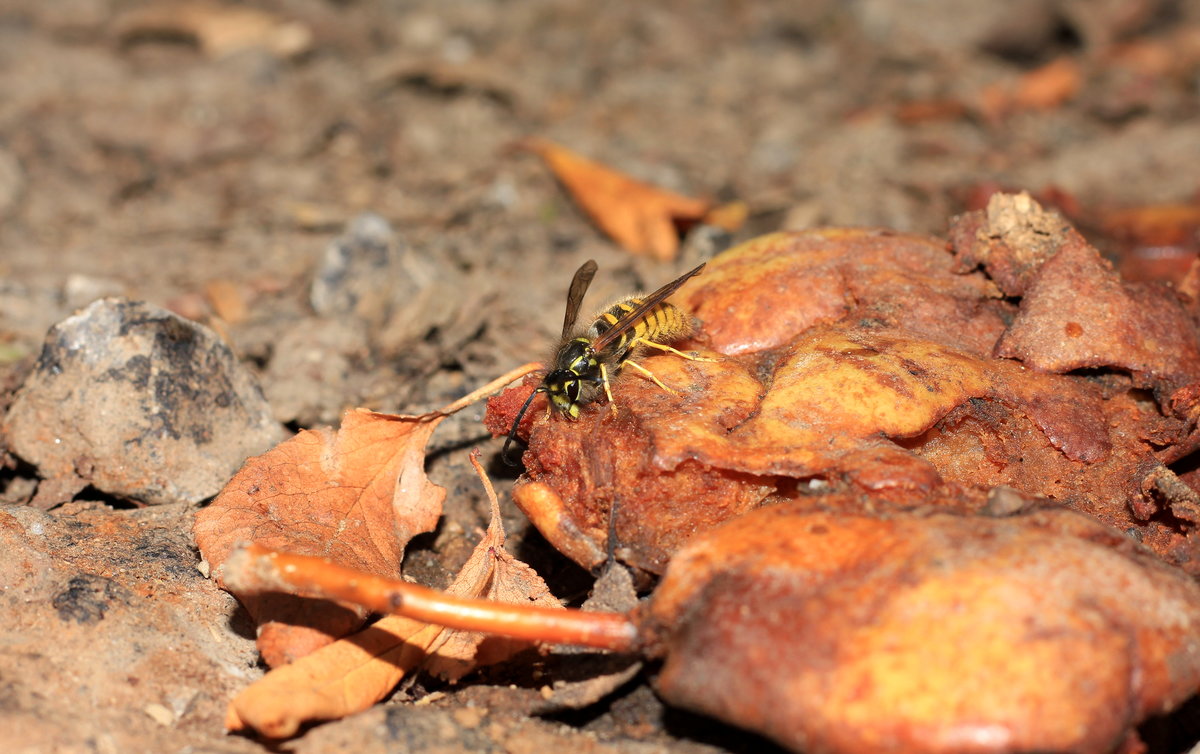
[976,57,1083,121]
[701,200,749,235]
[224,450,563,737]
[423,451,564,680]
[1012,57,1083,110]
[520,137,711,261]
[113,2,313,59]
[196,408,445,666]
[196,364,540,667]
[1102,202,1200,248]
[203,279,248,324]
[225,614,439,737]
[892,98,970,124]
[366,56,528,109]
[1107,26,1200,78]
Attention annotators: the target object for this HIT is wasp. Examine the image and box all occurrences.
[502,260,708,464]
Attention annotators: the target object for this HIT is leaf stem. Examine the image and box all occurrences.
[435,361,544,417]
[222,543,641,652]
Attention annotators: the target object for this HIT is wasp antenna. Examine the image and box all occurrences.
[502,387,544,466]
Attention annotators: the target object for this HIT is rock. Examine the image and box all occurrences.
[309,212,458,353]
[311,212,418,327]
[3,298,285,505]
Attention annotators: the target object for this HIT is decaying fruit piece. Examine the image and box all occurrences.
[224,489,1200,754]
[486,193,1200,576]
[645,495,1200,754]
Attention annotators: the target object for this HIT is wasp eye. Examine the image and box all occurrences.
[566,380,581,402]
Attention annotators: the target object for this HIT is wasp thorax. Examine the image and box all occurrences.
[556,339,592,371]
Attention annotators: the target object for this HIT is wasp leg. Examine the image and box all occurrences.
[629,337,717,362]
[599,362,619,415]
[622,359,679,395]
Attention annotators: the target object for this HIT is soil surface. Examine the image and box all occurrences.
[2,1,1199,752]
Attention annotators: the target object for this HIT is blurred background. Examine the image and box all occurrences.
[2,0,1198,420]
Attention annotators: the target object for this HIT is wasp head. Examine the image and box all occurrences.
[502,346,602,466]
[544,368,586,419]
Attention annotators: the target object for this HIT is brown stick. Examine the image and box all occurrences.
[221,543,641,652]
[433,361,543,418]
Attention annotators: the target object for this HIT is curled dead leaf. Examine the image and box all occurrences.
[224,614,440,737]
[195,364,540,666]
[195,409,445,666]
[519,137,712,261]
[1102,201,1200,249]
[976,57,1082,121]
[422,450,565,682]
[113,2,313,59]
[220,450,607,737]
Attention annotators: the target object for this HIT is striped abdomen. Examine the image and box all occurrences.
[590,296,693,361]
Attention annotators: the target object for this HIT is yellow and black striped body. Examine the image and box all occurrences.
[543,296,695,419]
[592,295,694,359]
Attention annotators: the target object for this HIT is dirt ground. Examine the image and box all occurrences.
[2,1,1200,752]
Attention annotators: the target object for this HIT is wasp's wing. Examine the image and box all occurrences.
[562,259,599,339]
[588,263,705,354]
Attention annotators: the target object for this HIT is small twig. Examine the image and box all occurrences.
[221,543,640,652]
[469,448,500,507]
[432,361,543,418]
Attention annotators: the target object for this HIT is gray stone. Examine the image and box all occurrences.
[311,212,417,325]
[3,298,285,505]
